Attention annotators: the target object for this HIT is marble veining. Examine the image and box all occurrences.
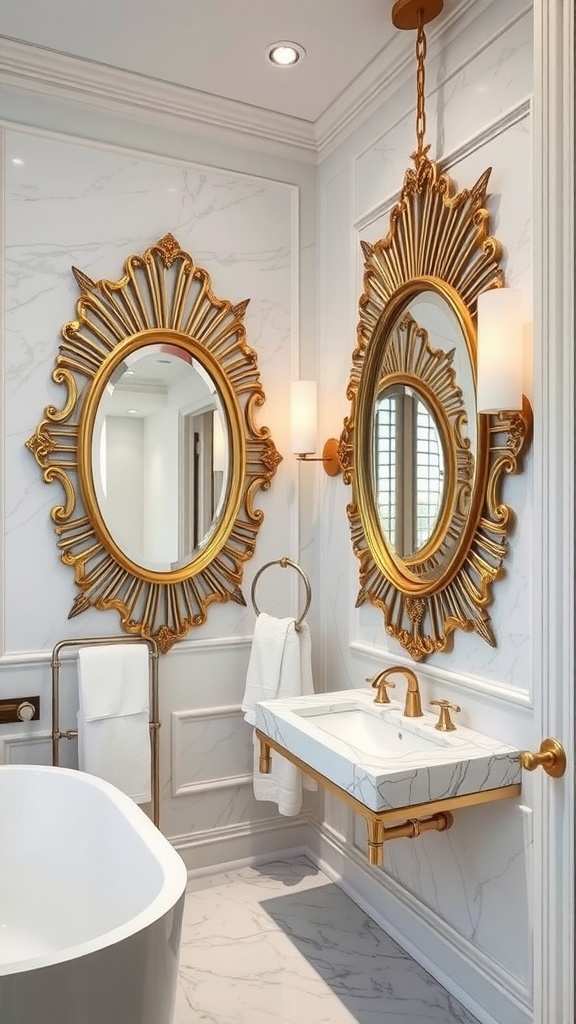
[255,689,521,812]
[176,856,480,1024]
[4,128,296,652]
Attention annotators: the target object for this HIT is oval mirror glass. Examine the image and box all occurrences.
[373,383,445,558]
[368,290,476,574]
[91,342,230,573]
[407,290,477,455]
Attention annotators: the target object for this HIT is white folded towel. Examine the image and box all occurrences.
[77,644,151,805]
[242,613,315,816]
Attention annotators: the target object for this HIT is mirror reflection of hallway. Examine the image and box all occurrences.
[179,407,226,559]
[92,343,229,572]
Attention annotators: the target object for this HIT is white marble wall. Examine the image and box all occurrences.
[316,1,534,1021]
[1,123,309,855]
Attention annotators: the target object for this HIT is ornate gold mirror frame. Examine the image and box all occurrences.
[26,233,281,651]
[339,3,531,661]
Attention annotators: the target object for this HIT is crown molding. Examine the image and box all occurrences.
[0,36,318,163]
[0,1,525,164]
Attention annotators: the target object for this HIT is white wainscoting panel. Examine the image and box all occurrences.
[171,705,253,798]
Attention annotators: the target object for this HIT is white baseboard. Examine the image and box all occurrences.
[305,822,532,1024]
[169,814,311,875]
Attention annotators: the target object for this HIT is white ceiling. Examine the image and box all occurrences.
[0,0,401,123]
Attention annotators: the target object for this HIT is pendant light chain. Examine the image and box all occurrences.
[415,9,427,157]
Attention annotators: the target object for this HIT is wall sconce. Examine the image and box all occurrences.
[290,380,342,476]
[476,288,524,413]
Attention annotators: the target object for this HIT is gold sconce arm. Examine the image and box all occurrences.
[296,438,342,477]
[519,738,566,778]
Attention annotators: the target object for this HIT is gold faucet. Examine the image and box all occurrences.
[368,671,396,705]
[371,667,423,717]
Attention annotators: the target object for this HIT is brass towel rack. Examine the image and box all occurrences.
[50,636,160,828]
[250,557,312,631]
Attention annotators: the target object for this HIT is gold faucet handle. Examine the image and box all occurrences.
[367,675,396,704]
[430,699,461,732]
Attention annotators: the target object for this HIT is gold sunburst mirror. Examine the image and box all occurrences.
[339,0,531,661]
[26,233,282,652]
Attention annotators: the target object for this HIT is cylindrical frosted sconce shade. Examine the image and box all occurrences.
[476,288,523,413]
[291,380,317,455]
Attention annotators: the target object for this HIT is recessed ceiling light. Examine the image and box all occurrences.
[127,408,138,415]
[266,41,306,67]
[11,158,24,166]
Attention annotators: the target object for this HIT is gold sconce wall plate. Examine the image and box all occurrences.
[26,233,282,652]
[340,153,531,661]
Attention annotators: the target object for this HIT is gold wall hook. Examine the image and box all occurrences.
[519,738,566,778]
[296,438,342,476]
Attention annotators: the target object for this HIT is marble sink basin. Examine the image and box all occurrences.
[293,702,442,757]
[255,689,521,813]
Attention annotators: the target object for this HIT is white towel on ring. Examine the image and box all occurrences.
[242,613,315,816]
[77,644,151,805]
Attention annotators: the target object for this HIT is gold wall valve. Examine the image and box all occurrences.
[519,738,566,778]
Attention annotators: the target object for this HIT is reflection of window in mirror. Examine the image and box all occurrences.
[374,387,444,558]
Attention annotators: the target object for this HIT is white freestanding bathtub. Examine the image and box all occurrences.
[0,765,187,1024]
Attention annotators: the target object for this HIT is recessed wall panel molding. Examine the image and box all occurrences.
[1,733,52,765]
[165,777,281,841]
[171,706,253,798]
[5,127,296,654]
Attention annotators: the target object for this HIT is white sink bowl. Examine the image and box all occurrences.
[294,703,441,757]
[255,689,521,813]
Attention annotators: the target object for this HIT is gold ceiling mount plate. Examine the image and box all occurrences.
[391,0,444,30]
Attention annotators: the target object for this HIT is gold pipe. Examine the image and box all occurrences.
[366,811,453,867]
[51,636,160,828]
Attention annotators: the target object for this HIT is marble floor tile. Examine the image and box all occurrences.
[175,856,479,1024]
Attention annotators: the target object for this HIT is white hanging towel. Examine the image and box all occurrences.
[242,613,315,816]
[77,644,151,805]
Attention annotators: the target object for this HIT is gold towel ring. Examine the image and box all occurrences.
[250,557,312,632]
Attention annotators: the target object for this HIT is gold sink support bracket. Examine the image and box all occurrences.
[258,737,272,774]
[255,730,520,868]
